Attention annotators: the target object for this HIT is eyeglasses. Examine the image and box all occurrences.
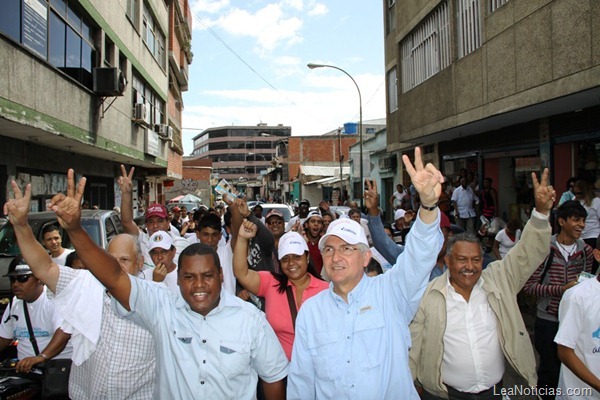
[322,245,360,257]
[9,275,32,283]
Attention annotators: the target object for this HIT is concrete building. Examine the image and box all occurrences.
[0,0,191,212]
[384,0,600,220]
[191,123,291,200]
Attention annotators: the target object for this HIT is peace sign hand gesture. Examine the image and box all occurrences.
[48,169,87,230]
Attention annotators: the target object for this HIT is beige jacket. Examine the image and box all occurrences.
[409,212,551,398]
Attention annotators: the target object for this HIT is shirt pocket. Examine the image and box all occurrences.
[307,330,340,381]
[171,328,194,361]
[219,340,251,378]
[355,310,386,370]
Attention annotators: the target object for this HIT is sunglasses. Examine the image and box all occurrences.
[9,275,32,283]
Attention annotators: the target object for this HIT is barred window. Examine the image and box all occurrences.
[142,4,166,70]
[400,1,451,92]
[489,0,508,13]
[456,0,482,58]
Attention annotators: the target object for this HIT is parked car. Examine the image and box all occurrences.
[260,204,294,223]
[0,210,124,314]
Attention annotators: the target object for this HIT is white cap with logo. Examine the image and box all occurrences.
[318,219,368,251]
[148,231,173,251]
[278,232,309,260]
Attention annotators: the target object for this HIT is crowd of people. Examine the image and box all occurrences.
[0,148,599,399]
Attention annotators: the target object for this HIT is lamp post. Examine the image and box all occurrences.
[307,63,363,209]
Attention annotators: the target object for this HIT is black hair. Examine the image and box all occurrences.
[65,251,80,268]
[272,253,323,294]
[178,243,221,272]
[41,224,61,236]
[197,214,222,232]
[253,204,263,211]
[556,200,587,221]
[565,177,577,190]
[365,258,383,276]
[223,209,232,228]
[193,208,207,223]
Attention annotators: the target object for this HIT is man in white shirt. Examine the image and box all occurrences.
[0,258,72,374]
[141,231,179,294]
[554,273,600,399]
[451,177,479,234]
[410,169,555,399]
[42,224,74,265]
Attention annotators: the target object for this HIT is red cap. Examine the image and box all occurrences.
[172,206,181,212]
[146,204,168,220]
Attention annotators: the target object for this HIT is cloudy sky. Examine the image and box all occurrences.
[182,0,386,155]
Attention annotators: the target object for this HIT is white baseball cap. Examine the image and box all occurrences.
[278,232,309,260]
[148,231,173,251]
[318,219,368,251]
[394,209,406,221]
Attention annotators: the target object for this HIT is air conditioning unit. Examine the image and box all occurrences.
[166,126,174,142]
[93,67,126,96]
[155,124,169,137]
[133,103,147,123]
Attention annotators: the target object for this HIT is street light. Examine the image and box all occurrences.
[307,63,363,209]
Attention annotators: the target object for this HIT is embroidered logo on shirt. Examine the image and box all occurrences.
[220,346,236,354]
[178,337,192,344]
[592,327,600,339]
[359,305,372,313]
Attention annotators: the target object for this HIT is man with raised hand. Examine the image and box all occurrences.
[46,169,288,400]
[5,181,155,399]
[117,165,189,271]
[287,147,444,400]
[409,169,554,400]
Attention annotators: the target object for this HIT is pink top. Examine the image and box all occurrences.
[257,271,329,360]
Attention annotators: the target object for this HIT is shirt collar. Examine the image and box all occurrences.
[329,273,368,306]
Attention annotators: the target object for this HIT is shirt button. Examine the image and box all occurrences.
[203,360,206,364]
[202,339,206,343]
[200,381,204,385]
[347,360,350,363]
[346,336,350,339]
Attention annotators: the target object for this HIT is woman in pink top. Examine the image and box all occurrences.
[234,221,329,360]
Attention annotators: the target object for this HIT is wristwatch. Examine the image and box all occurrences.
[420,203,438,211]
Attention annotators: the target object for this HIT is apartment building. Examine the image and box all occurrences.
[191,124,291,200]
[384,0,599,218]
[0,0,191,211]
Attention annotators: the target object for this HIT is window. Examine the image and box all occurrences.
[456,0,482,58]
[387,67,398,113]
[386,0,396,35]
[400,1,451,92]
[142,4,165,69]
[132,73,165,126]
[489,0,508,13]
[126,0,139,26]
[0,0,96,89]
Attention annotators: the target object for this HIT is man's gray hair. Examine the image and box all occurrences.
[445,233,483,257]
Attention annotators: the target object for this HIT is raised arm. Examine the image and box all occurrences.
[401,147,443,224]
[49,169,132,310]
[4,182,60,292]
[365,179,402,264]
[117,165,139,236]
[232,220,261,294]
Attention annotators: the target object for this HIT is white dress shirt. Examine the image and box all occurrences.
[442,275,504,392]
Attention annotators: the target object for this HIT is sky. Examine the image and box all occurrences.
[182,0,386,155]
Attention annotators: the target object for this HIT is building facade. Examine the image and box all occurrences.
[0,0,191,213]
[191,123,291,200]
[384,0,599,220]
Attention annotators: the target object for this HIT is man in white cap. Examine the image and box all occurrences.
[142,231,179,294]
[287,147,444,400]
